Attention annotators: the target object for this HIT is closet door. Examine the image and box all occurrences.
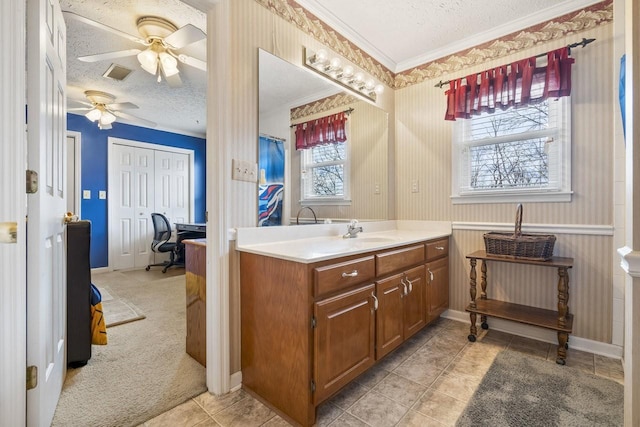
[154,150,190,226]
[111,144,154,270]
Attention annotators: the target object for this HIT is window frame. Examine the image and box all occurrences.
[300,140,352,206]
[451,96,572,204]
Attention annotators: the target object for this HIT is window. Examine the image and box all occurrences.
[301,141,351,204]
[452,92,571,204]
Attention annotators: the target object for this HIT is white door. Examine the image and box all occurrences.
[26,0,67,425]
[111,144,155,270]
[154,150,190,224]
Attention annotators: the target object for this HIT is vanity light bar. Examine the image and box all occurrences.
[304,47,384,102]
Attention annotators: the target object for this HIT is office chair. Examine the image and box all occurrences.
[145,213,182,273]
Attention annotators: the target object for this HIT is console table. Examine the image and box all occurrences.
[465,250,574,365]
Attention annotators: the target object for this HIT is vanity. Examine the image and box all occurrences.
[236,221,450,426]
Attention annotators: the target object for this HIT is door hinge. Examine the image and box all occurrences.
[26,365,37,390]
[311,316,316,329]
[310,379,316,393]
[26,170,38,194]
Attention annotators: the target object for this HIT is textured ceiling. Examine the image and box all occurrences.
[62,0,207,137]
[62,0,601,137]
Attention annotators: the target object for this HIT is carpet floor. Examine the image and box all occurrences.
[52,269,206,427]
[456,349,623,427]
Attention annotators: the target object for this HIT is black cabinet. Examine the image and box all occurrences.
[66,221,92,367]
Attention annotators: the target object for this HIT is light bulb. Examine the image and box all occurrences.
[374,84,385,95]
[365,79,375,90]
[342,65,354,78]
[353,72,364,83]
[137,48,158,74]
[159,52,179,76]
[100,110,116,125]
[85,108,102,122]
[329,57,341,70]
[315,49,328,63]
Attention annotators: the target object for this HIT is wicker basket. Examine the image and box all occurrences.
[483,204,556,261]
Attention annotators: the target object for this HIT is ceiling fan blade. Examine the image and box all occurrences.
[68,99,94,107]
[63,11,146,44]
[107,102,139,111]
[113,111,157,128]
[78,49,141,63]
[164,24,206,49]
[164,72,182,88]
[177,54,206,72]
[67,107,92,112]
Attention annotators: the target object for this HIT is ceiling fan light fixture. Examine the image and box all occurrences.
[159,51,179,76]
[99,110,117,125]
[138,48,159,74]
[85,108,102,122]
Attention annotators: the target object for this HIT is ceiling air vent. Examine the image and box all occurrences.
[102,64,133,81]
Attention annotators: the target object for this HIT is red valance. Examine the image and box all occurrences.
[444,46,575,121]
[295,111,347,150]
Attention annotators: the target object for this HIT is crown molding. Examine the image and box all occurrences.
[256,0,613,90]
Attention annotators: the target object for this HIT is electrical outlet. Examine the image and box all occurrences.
[411,179,420,193]
[83,190,91,199]
[99,190,107,199]
[232,159,258,182]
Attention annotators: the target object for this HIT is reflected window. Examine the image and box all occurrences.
[301,141,351,203]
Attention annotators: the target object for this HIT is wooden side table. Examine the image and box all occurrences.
[465,250,574,365]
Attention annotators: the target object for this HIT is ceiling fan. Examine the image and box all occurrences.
[68,90,157,130]
[64,11,206,87]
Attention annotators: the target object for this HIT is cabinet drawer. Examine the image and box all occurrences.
[314,256,375,297]
[426,238,448,261]
[376,245,425,277]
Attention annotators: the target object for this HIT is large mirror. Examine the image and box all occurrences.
[258,49,389,225]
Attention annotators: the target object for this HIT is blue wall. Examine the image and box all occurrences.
[67,113,207,268]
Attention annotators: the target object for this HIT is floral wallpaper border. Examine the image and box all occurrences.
[255,0,613,90]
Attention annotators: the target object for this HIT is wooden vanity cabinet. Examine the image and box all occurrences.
[313,283,376,404]
[426,238,449,322]
[240,237,448,427]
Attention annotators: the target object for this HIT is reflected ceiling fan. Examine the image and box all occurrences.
[68,90,157,130]
[64,11,206,87]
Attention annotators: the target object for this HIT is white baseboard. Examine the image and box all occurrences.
[230,371,242,392]
[442,309,623,360]
[90,267,109,274]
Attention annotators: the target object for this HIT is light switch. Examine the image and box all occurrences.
[99,190,107,200]
[83,190,91,199]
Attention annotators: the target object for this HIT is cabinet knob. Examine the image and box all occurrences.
[341,270,359,278]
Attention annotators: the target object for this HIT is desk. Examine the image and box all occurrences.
[175,223,206,263]
[175,222,207,234]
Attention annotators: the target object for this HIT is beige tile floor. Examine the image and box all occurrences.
[140,318,624,427]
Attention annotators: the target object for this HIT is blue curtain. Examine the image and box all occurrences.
[258,136,285,226]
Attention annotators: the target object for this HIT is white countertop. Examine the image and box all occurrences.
[235,220,451,263]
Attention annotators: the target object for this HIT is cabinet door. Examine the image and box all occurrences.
[375,274,404,359]
[427,257,449,322]
[403,265,426,339]
[314,284,376,404]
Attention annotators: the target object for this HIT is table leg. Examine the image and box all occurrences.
[468,258,478,341]
[480,260,488,329]
[557,267,569,328]
[557,331,568,365]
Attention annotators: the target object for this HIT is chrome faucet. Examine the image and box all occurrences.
[296,206,318,225]
[343,219,363,238]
